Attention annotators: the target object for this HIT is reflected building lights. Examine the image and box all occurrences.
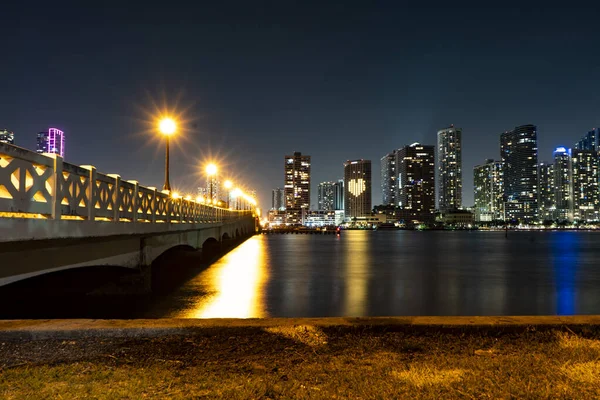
[343,235,368,316]
[187,237,269,318]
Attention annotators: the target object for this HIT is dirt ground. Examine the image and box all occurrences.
[2,324,600,399]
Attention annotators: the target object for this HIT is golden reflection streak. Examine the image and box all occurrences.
[187,237,269,318]
[344,233,368,316]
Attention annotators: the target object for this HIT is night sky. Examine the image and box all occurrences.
[2,3,600,210]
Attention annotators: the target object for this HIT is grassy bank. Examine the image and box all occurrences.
[2,323,600,398]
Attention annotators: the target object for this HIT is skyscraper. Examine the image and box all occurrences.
[317,182,335,210]
[575,128,599,152]
[553,147,572,221]
[344,160,372,219]
[437,125,462,212]
[380,151,397,206]
[284,152,311,209]
[0,129,14,144]
[473,159,504,222]
[538,162,555,221]
[37,128,65,157]
[500,124,538,222]
[271,188,285,210]
[571,149,599,222]
[206,177,220,203]
[333,179,344,210]
[396,143,436,221]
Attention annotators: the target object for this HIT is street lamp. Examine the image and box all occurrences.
[159,118,176,192]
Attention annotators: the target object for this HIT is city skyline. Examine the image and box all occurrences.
[2,4,600,210]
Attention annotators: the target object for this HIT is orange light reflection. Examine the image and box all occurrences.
[187,237,269,318]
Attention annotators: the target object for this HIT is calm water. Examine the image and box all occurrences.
[147,230,600,318]
[3,231,600,318]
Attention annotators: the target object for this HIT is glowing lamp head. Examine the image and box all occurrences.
[224,180,233,189]
[159,118,176,135]
[171,192,180,199]
[206,163,218,176]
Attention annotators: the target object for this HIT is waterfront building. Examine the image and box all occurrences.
[333,179,344,210]
[380,150,397,206]
[317,182,335,210]
[500,124,538,223]
[303,210,336,227]
[344,159,372,219]
[36,128,65,157]
[439,209,474,227]
[267,210,287,225]
[284,152,311,210]
[575,128,599,152]
[571,149,599,222]
[0,129,14,144]
[395,143,436,223]
[437,125,462,212]
[553,147,572,221]
[271,188,285,210]
[205,177,220,204]
[334,209,345,225]
[538,162,555,221]
[473,159,504,222]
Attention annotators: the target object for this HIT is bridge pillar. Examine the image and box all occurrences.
[148,187,157,223]
[128,180,139,223]
[80,165,97,221]
[108,174,121,222]
[49,154,63,220]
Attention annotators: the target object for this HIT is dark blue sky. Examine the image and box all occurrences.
[2,2,599,209]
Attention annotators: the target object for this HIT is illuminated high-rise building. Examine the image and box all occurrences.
[571,149,599,222]
[396,143,436,222]
[317,182,335,210]
[271,188,285,210]
[553,147,572,221]
[284,152,311,210]
[537,162,555,221]
[0,129,14,144]
[206,177,220,203]
[575,128,599,152]
[437,125,462,212]
[37,128,65,157]
[473,159,504,222]
[380,150,397,206]
[344,160,372,218]
[333,179,344,210]
[500,124,538,222]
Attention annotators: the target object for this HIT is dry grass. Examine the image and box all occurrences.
[392,366,466,387]
[1,325,600,399]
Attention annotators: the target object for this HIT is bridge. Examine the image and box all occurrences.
[0,142,258,288]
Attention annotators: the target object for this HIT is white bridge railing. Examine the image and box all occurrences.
[0,142,251,223]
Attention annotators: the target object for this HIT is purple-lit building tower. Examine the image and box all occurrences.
[37,128,65,157]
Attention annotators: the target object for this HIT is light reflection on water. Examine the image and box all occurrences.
[156,231,600,318]
[182,237,269,318]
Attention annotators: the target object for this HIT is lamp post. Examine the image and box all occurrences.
[159,118,176,192]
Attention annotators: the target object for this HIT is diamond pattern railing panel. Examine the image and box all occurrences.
[0,142,252,223]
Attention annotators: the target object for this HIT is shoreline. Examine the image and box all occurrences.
[2,315,600,340]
